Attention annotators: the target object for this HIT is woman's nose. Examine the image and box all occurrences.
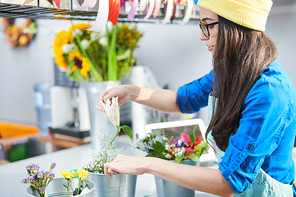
[199,29,209,41]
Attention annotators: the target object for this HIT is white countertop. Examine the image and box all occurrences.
[3,135,295,197]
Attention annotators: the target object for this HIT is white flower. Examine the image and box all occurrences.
[165,144,170,151]
[72,29,83,37]
[99,37,107,46]
[165,154,172,159]
[62,43,76,53]
[90,32,100,41]
[100,97,120,127]
[81,40,90,50]
[177,139,182,146]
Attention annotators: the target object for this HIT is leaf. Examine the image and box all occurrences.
[145,153,155,157]
[174,156,183,163]
[190,126,197,144]
[154,141,166,159]
[73,188,79,196]
[188,153,199,162]
[122,125,133,141]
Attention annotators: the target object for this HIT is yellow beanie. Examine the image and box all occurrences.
[197,0,273,32]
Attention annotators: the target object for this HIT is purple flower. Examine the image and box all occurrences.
[51,163,56,168]
[35,171,43,179]
[21,178,27,183]
[49,173,55,178]
[39,187,45,192]
[26,165,32,170]
[28,176,35,184]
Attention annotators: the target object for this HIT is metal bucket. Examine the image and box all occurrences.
[27,178,95,197]
[84,81,121,150]
[154,160,197,197]
[88,173,137,197]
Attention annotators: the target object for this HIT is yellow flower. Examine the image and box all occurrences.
[60,170,76,180]
[76,168,89,181]
[53,30,72,69]
[68,23,91,43]
[68,50,90,77]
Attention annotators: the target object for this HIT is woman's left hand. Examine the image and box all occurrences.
[104,154,147,178]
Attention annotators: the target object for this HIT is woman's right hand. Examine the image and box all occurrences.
[96,85,136,111]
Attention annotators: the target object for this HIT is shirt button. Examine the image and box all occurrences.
[247,144,255,150]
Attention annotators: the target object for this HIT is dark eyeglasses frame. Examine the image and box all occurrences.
[198,21,219,37]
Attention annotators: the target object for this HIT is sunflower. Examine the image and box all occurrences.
[53,30,72,69]
[68,50,91,77]
[68,23,92,43]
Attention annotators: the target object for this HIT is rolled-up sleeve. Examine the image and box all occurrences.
[177,70,214,113]
[218,74,294,194]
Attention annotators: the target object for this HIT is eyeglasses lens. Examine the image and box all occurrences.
[199,22,209,37]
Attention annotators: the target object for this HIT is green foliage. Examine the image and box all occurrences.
[121,125,133,141]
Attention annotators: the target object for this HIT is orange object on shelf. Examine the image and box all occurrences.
[0,121,40,139]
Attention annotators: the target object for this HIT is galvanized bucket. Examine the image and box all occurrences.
[154,160,197,197]
[26,178,95,197]
[88,173,137,197]
[84,81,121,150]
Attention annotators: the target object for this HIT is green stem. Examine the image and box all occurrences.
[110,126,121,150]
[78,179,81,194]
[67,179,70,197]
[107,25,117,81]
[71,22,103,82]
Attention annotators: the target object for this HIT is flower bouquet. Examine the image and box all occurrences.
[81,97,137,197]
[23,163,95,197]
[60,168,94,197]
[134,128,209,197]
[53,22,143,82]
[134,127,209,163]
[22,163,56,197]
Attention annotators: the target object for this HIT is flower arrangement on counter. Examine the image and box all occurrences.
[53,22,143,82]
[60,168,90,196]
[21,163,56,197]
[83,97,133,174]
[134,128,210,163]
[2,18,38,49]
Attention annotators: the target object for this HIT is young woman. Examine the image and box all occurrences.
[97,0,296,196]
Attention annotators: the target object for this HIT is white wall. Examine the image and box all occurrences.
[0,6,295,126]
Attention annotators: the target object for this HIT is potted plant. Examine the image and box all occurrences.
[134,128,210,197]
[23,163,95,197]
[82,97,137,197]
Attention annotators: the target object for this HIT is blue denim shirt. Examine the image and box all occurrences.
[177,60,296,194]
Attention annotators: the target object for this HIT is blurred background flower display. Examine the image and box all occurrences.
[53,22,143,82]
[2,18,37,49]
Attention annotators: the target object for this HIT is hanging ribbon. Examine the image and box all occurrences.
[20,0,34,7]
[180,0,193,25]
[120,0,125,7]
[161,0,173,24]
[77,0,97,8]
[142,0,155,20]
[170,2,177,23]
[139,0,147,11]
[127,0,138,22]
[108,0,120,26]
[87,0,109,32]
[153,0,161,18]
[193,0,198,4]
[53,0,61,9]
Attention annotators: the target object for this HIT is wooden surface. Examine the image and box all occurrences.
[38,136,90,150]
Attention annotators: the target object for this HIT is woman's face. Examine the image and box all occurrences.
[198,7,219,56]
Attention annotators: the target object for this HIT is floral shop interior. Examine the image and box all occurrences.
[0,0,296,196]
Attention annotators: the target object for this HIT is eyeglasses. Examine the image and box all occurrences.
[198,21,219,37]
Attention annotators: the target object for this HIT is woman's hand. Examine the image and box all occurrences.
[104,154,147,178]
[96,85,137,111]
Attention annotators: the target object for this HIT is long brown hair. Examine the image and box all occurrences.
[206,16,278,151]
